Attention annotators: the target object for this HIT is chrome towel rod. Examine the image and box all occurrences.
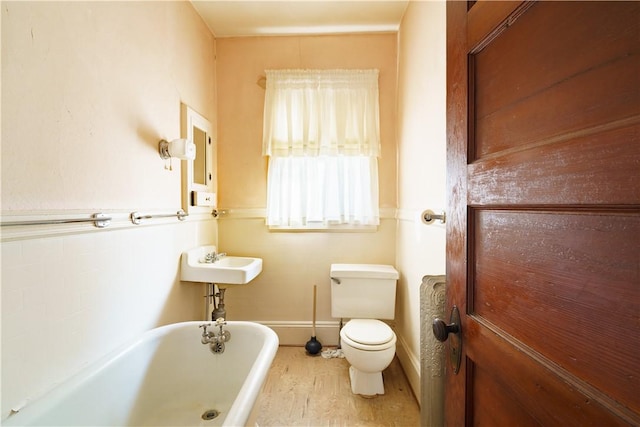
[130,209,188,225]
[0,213,111,228]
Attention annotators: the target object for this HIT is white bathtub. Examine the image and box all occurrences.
[3,321,279,427]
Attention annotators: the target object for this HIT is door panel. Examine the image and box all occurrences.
[472,1,640,159]
[472,363,540,427]
[473,210,639,410]
[468,329,634,426]
[474,56,639,158]
[446,1,640,425]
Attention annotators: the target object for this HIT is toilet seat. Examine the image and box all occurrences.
[341,319,396,351]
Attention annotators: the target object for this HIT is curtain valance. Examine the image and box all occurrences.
[262,69,380,157]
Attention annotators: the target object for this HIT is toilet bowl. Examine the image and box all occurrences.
[340,319,397,396]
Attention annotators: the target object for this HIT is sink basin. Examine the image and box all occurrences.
[181,245,262,285]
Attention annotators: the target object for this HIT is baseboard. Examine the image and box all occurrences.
[395,333,421,406]
[257,320,341,347]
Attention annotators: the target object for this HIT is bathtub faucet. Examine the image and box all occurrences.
[199,318,231,353]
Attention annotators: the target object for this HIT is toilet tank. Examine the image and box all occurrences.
[330,264,399,319]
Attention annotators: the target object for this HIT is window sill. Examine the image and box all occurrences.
[267,224,378,233]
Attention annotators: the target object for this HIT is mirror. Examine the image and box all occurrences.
[181,104,215,214]
[193,126,208,186]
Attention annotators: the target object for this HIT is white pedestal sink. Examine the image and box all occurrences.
[181,245,262,285]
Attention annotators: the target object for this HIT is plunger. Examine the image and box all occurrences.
[305,284,322,355]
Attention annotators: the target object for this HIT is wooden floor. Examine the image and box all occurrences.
[256,346,420,426]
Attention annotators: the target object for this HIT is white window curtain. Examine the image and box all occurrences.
[263,69,380,157]
[263,69,380,228]
[266,156,379,227]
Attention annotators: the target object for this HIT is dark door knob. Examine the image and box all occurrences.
[432,318,459,342]
[432,305,462,374]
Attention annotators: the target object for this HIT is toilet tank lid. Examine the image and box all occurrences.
[330,264,399,279]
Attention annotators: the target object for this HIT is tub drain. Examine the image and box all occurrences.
[202,409,220,421]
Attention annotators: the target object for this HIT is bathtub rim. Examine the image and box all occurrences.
[217,321,279,426]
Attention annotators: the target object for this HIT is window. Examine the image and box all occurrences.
[262,69,380,229]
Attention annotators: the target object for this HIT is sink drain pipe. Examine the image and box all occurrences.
[212,285,227,321]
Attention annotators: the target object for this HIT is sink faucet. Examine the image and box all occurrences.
[203,251,227,263]
[199,318,231,353]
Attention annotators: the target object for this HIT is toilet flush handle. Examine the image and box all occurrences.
[331,277,341,284]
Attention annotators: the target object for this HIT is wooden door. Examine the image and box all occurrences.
[445,1,640,425]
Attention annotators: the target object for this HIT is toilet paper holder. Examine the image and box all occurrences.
[422,209,446,225]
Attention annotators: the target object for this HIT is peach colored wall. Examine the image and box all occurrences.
[1,1,216,211]
[1,2,216,419]
[216,34,397,209]
[215,34,398,344]
[395,1,447,398]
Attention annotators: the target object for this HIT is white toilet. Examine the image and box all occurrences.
[330,263,399,396]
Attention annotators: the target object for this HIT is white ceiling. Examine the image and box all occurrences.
[190,1,409,37]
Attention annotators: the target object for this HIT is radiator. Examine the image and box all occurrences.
[420,275,446,427]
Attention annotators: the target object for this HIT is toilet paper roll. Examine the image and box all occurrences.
[421,210,436,225]
[421,209,445,225]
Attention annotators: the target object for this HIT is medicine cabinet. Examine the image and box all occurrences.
[181,103,216,214]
